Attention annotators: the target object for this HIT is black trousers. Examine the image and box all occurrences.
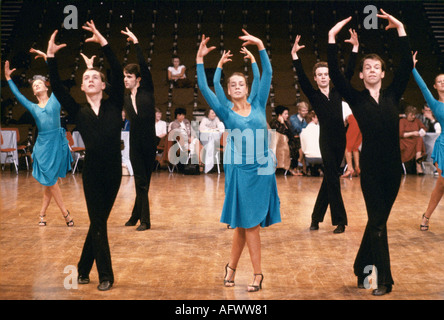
[311,143,347,226]
[78,162,121,284]
[353,165,401,286]
[127,146,156,226]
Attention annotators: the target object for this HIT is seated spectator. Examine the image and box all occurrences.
[199,108,225,173]
[199,108,225,133]
[122,110,130,131]
[289,101,309,136]
[300,111,323,176]
[169,107,199,164]
[417,103,441,133]
[269,105,299,175]
[289,101,310,174]
[400,105,427,175]
[155,107,167,140]
[168,55,192,88]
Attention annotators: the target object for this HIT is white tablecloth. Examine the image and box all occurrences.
[0,130,18,165]
[72,131,133,176]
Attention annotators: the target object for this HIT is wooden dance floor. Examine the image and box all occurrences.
[1,168,443,301]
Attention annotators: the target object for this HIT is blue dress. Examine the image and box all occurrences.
[413,68,444,177]
[8,80,72,186]
[197,49,281,229]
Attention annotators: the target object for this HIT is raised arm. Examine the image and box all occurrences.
[241,47,260,103]
[122,27,154,93]
[46,30,81,118]
[239,29,271,109]
[214,50,233,107]
[412,52,439,114]
[344,28,359,80]
[4,61,35,111]
[196,35,227,120]
[379,10,412,102]
[327,17,357,103]
[83,20,123,108]
[291,35,317,97]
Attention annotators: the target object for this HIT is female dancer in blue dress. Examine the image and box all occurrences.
[412,52,444,231]
[196,30,281,292]
[4,58,73,227]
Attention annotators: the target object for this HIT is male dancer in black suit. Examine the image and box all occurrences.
[328,11,412,296]
[291,31,358,233]
[121,27,157,231]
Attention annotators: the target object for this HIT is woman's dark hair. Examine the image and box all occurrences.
[174,107,186,117]
[274,105,288,116]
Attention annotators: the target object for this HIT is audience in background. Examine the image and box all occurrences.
[300,110,323,176]
[400,105,427,175]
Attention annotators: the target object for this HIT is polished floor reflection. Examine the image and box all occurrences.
[0,169,443,300]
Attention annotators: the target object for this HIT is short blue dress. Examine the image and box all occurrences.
[8,80,72,186]
[413,69,444,177]
[197,49,281,229]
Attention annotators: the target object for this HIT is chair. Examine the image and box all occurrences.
[1,131,18,173]
[66,131,85,174]
[154,135,167,171]
[166,137,179,173]
[2,128,29,170]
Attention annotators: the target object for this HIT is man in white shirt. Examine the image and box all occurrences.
[300,111,323,176]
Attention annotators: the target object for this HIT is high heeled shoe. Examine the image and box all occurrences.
[64,210,74,227]
[341,169,354,179]
[224,263,236,287]
[247,274,264,292]
[39,214,46,226]
[420,214,430,231]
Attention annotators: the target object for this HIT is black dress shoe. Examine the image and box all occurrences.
[97,281,113,291]
[78,275,90,285]
[333,225,345,234]
[372,284,392,296]
[125,219,137,226]
[310,221,319,230]
[136,223,150,231]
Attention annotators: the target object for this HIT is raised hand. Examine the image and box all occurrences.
[46,30,67,58]
[377,9,402,31]
[291,35,305,59]
[83,20,108,46]
[29,48,47,61]
[4,61,16,80]
[121,27,138,44]
[328,16,352,43]
[412,51,418,69]
[377,9,406,36]
[196,34,216,63]
[345,28,358,46]
[344,28,359,52]
[80,53,96,69]
[239,29,264,51]
[217,50,233,68]
[240,47,255,63]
